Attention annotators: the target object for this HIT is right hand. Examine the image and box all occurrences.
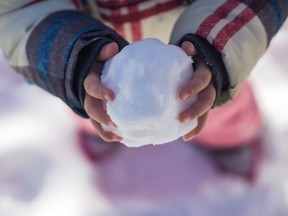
[179,41,216,141]
[83,42,123,142]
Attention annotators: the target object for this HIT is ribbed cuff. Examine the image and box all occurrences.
[177,34,229,107]
[72,38,119,117]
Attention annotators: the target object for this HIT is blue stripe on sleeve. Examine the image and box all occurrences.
[37,13,92,89]
[63,25,103,108]
[269,0,283,32]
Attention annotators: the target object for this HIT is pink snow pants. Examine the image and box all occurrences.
[195,81,262,149]
[78,81,262,150]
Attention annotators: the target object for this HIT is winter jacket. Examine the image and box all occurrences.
[0,0,287,117]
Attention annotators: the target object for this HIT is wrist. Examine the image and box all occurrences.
[177,34,229,107]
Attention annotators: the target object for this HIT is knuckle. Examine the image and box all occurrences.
[187,85,196,95]
[200,72,211,85]
[85,101,93,114]
[84,80,94,93]
[98,115,109,125]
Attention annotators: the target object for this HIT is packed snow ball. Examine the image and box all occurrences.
[101,38,197,147]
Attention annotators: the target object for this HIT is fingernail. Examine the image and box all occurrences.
[181,93,189,100]
[185,118,192,122]
[104,94,112,101]
[181,116,192,123]
[184,136,194,142]
[112,136,122,142]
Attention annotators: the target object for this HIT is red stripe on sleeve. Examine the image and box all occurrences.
[111,6,126,40]
[213,0,268,51]
[100,0,182,23]
[195,0,241,39]
[129,5,143,41]
[97,0,146,8]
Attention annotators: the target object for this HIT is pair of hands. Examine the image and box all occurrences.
[84,41,216,142]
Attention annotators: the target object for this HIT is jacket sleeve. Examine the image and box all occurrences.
[170,0,288,106]
[0,0,128,117]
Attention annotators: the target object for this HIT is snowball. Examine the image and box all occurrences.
[101,38,197,147]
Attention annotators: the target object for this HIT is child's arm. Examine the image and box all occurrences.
[179,41,215,141]
[83,42,123,142]
[0,1,128,118]
[171,0,288,140]
[171,0,288,106]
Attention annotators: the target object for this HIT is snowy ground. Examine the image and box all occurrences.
[1,22,288,216]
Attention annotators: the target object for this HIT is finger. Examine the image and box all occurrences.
[97,42,119,61]
[84,94,117,127]
[90,119,122,142]
[179,83,216,122]
[181,41,197,56]
[84,71,114,100]
[179,61,212,100]
[183,112,209,141]
[88,42,119,75]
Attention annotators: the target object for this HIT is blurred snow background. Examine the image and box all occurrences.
[0,21,288,216]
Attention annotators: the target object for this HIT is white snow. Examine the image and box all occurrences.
[101,38,197,147]
[0,21,288,216]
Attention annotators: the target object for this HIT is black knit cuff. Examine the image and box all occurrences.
[177,34,229,107]
[73,38,121,118]
[26,10,128,117]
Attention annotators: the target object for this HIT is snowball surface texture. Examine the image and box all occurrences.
[101,38,197,147]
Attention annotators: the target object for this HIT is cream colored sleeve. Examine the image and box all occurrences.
[0,0,76,67]
[170,0,268,105]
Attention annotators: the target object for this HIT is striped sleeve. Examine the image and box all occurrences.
[0,1,128,117]
[170,0,288,106]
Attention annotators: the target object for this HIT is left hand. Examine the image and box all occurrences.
[84,42,123,142]
[179,41,216,141]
